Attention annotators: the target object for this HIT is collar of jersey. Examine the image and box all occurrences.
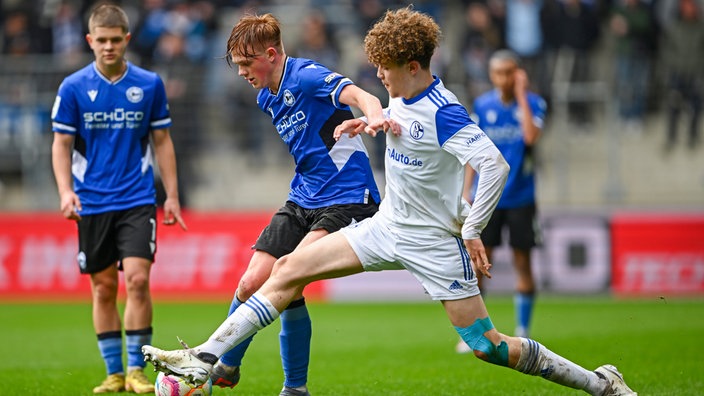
[402,75,441,105]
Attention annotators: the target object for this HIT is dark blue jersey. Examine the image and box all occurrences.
[51,61,171,215]
[471,89,546,208]
[257,57,380,208]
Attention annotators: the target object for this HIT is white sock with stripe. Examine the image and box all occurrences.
[197,292,280,358]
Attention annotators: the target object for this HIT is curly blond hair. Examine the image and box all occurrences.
[364,7,441,68]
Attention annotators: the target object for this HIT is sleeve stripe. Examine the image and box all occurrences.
[52,122,76,133]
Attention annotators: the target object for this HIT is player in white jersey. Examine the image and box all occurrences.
[142,8,637,396]
[51,4,186,394]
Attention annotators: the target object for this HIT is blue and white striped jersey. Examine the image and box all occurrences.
[51,61,171,215]
[256,57,380,208]
[471,89,546,208]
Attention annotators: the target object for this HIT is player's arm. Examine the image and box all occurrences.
[151,128,187,230]
[336,84,400,138]
[514,69,541,146]
[51,132,82,221]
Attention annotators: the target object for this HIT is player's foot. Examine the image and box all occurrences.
[93,373,125,393]
[125,368,155,394]
[210,361,241,388]
[279,385,311,396]
[455,337,471,354]
[595,364,637,396]
[142,344,214,387]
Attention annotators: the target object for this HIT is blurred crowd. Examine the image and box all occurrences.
[1,0,703,204]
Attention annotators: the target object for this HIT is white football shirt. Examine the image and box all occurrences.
[378,77,508,240]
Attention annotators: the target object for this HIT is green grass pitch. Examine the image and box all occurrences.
[2,296,703,395]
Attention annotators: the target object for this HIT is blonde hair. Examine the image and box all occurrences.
[364,7,441,68]
[88,4,130,34]
[226,13,284,64]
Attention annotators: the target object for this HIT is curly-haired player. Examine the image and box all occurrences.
[142,8,637,396]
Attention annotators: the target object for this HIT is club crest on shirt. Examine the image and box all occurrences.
[126,86,143,103]
[283,89,296,107]
[410,120,424,140]
[486,110,497,124]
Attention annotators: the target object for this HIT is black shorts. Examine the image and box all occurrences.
[76,205,157,274]
[481,204,540,250]
[254,201,379,259]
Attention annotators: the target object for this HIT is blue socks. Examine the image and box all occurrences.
[515,292,535,336]
[126,327,152,371]
[97,331,123,375]
[280,298,311,388]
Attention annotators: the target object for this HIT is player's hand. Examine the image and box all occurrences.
[333,119,368,140]
[514,68,529,98]
[59,191,82,221]
[365,117,401,137]
[465,238,492,279]
[163,197,188,230]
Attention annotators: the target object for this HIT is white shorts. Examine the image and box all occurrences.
[341,214,480,301]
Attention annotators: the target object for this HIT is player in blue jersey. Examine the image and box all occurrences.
[205,13,390,396]
[459,50,547,348]
[50,4,186,394]
[142,8,636,396]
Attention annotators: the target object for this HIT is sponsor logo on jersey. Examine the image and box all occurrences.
[465,131,487,146]
[126,86,144,103]
[83,108,144,129]
[387,147,423,167]
[324,72,341,84]
[276,110,308,141]
[283,89,296,107]
[410,120,424,140]
[87,90,98,102]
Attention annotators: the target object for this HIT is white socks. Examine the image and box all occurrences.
[515,338,607,396]
[197,292,280,358]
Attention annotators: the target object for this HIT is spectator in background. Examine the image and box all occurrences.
[660,0,704,151]
[2,9,36,55]
[505,0,546,95]
[294,11,341,72]
[555,0,600,127]
[51,0,85,64]
[608,0,657,133]
[461,1,504,100]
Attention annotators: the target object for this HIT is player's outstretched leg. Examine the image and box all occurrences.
[143,292,281,386]
[456,318,637,396]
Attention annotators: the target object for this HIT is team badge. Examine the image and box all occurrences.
[126,86,143,103]
[283,90,296,107]
[486,110,497,124]
[410,120,424,140]
[77,251,87,271]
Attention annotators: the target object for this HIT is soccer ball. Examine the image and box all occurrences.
[154,371,212,396]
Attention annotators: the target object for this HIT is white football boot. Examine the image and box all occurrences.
[595,364,638,396]
[142,342,214,387]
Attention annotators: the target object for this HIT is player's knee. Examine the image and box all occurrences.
[456,318,510,367]
[92,280,118,303]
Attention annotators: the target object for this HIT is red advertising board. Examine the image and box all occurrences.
[0,211,325,301]
[611,213,704,295]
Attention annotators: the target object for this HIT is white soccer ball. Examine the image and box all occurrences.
[154,371,212,396]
